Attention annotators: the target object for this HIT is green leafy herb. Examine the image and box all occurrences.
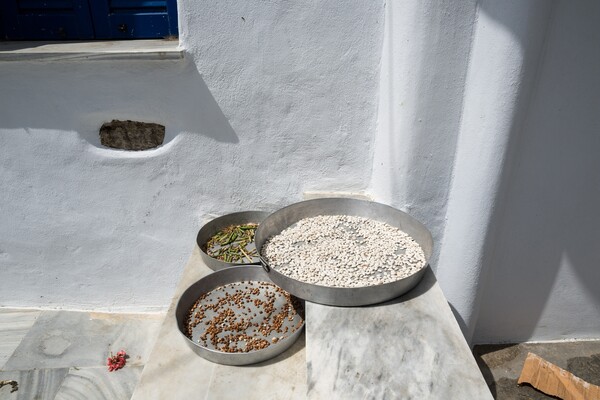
[206,223,259,263]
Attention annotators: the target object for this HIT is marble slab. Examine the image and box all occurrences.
[132,247,307,400]
[0,40,183,62]
[0,368,68,400]
[0,309,41,370]
[206,332,306,400]
[4,310,163,370]
[54,366,143,400]
[135,245,489,399]
[305,268,493,400]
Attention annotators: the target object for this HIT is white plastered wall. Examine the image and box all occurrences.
[1,0,599,344]
[470,0,600,343]
[369,0,478,266]
[0,1,384,311]
[372,0,600,343]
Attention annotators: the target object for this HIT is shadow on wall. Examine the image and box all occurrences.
[0,57,241,309]
[0,58,238,147]
[473,0,600,343]
[396,0,477,268]
[371,0,478,269]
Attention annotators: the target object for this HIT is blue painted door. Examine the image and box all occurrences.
[2,0,95,40]
[89,0,178,39]
[1,0,177,40]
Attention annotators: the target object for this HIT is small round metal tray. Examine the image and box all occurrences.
[175,266,305,366]
[197,211,271,271]
[254,198,433,307]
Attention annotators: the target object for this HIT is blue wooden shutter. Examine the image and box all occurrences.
[90,0,178,39]
[0,7,6,40]
[1,0,94,40]
[0,7,5,40]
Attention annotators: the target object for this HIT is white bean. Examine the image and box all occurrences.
[261,215,426,288]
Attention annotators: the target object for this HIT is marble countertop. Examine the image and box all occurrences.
[132,246,492,399]
[131,246,307,400]
[0,40,183,62]
[306,269,492,399]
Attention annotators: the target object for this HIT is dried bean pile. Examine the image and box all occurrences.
[261,215,426,287]
[185,281,304,353]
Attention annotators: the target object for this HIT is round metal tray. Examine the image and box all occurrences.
[254,198,433,307]
[197,211,271,271]
[175,266,305,366]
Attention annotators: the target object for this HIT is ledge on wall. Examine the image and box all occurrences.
[0,39,183,62]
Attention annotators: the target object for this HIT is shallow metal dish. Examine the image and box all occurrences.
[254,198,433,307]
[175,266,305,366]
[197,211,271,271]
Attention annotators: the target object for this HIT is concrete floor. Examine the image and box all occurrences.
[473,340,600,399]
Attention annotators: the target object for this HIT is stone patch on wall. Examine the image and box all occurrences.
[99,120,165,151]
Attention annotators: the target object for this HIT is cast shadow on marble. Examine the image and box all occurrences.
[305,266,492,400]
[363,266,437,308]
[237,331,306,368]
[132,250,307,400]
[206,333,306,400]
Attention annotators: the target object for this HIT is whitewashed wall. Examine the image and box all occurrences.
[370,0,477,265]
[435,0,557,342]
[471,0,600,343]
[0,1,384,311]
[370,0,600,344]
[1,0,599,344]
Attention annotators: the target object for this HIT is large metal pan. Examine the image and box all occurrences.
[175,266,304,365]
[254,198,433,306]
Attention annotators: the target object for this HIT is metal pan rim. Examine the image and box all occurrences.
[197,211,272,271]
[255,198,434,306]
[175,265,305,365]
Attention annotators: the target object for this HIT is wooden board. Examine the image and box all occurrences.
[518,352,600,400]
